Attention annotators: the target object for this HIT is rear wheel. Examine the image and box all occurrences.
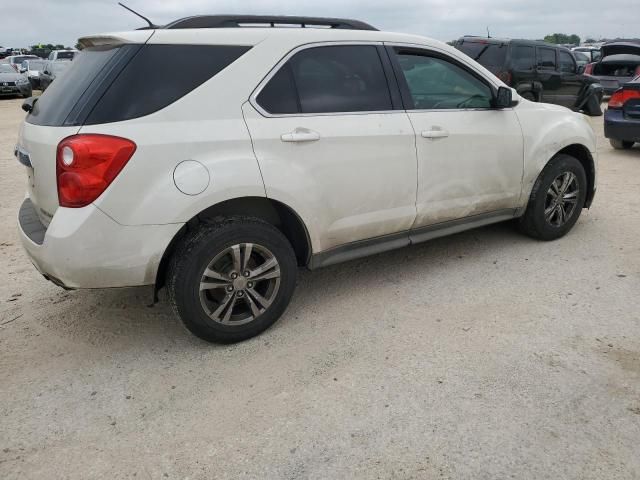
[610,139,635,150]
[518,154,587,241]
[167,218,297,343]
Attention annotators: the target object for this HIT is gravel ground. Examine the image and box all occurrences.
[1,96,639,480]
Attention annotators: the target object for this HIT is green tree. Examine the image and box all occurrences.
[543,33,581,46]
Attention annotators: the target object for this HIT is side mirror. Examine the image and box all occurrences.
[494,86,513,109]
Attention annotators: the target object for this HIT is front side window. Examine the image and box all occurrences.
[256,45,393,114]
[537,48,557,70]
[512,45,535,70]
[559,51,576,73]
[394,50,493,110]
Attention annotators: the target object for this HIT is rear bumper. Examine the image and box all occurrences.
[604,109,640,142]
[18,198,183,289]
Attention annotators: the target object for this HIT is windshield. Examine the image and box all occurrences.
[0,64,15,73]
[456,41,508,67]
[11,56,36,64]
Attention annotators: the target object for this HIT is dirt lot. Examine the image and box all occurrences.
[0,96,639,480]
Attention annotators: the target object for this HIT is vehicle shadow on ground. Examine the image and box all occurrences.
[31,219,545,353]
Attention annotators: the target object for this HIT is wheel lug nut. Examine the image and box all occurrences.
[226,286,233,292]
[243,271,250,277]
[230,272,238,279]
[237,291,244,297]
[247,282,253,288]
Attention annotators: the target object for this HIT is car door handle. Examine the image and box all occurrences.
[421,129,449,139]
[280,129,320,143]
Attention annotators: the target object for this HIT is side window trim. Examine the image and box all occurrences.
[250,41,402,117]
[385,45,498,111]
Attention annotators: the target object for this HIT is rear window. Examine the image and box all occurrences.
[511,45,535,70]
[56,51,75,59]
[456,41,507,67]
[28,44,250,127]
[537,48,557,70]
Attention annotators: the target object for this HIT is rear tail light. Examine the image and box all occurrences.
[56,134,136,208]
[635,66,640,76]
[609,88,640,108]
[608,88,640,109]
[496,71,512,85]
[584,63,594,75]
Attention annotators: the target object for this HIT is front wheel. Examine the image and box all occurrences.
[610,139,635,150]
[518,154,587,241]
[167,218,297,343]
[521,91,537,102]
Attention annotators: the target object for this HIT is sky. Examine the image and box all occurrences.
[2,0,639,49]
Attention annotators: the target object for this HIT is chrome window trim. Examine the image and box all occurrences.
[248,40,401,118]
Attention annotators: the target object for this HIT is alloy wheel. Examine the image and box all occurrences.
[199,243,281,325]
[544,172,579,227]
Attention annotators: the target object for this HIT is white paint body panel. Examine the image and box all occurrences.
[409,108,524,226]
[243,104,417,252]
[15,27,597,288]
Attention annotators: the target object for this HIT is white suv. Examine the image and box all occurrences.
[16,16,597,343]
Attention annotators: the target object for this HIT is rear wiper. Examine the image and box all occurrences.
[474,45,490,60]
[22,96,37,113]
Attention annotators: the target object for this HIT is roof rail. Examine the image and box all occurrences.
[163,15,378,31]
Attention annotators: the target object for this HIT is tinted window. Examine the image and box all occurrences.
[259,45,392,114]
[28,44,249,126]
[537,48,557,70]
[559,51,576,73]
[28,45,129,126]
[256,63,299,114]
[56,51,75,59]
[86,45,250,124]
[456,41,507,67]
[511,45,535,70]
[395,51,493,110]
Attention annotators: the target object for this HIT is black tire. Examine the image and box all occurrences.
[610,139,634,150]
[521,91,537,102]
[518,154,587,241]
[167,217,297,343]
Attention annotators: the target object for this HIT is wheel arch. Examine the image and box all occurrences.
[556,144,596,208]
[154,197,312,295]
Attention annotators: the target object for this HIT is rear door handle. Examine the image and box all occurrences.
[281,129,320,143]
[421,129,449,139]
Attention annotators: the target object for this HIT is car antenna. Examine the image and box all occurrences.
[118,2,158,29]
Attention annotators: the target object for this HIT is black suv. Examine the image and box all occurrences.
[454,37,603,116]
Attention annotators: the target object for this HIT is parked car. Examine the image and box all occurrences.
[1,54,39,72]
[19,59,47,89]
[39,60,71,91]
[454,37,603,115]
[0,63,32,97]
[604,75,640,149]
[572,47,601,63]
[47,49,77,61]
[16,16,597,343]
[585,41,640,94]
[573,51,591,69]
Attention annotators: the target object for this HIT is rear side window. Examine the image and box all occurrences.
[256,64,299,114]
[85,44,250,125]
[28,44,250,126]
[511,45,535,70]
[559,51,576,73]
[257,45,393,114]
[456,41,507,67]
[537,48,557,70]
